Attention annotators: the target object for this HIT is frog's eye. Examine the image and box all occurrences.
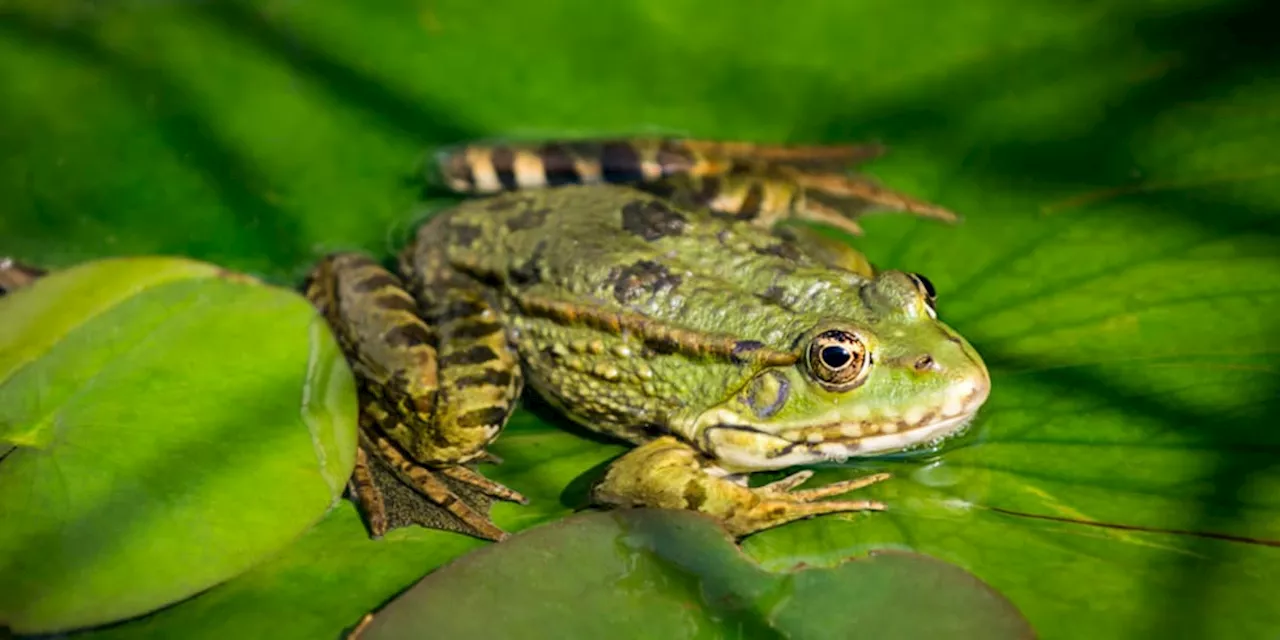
[807,330,869,389]
[907,272,938,315]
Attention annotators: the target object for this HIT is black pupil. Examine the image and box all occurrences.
[821,345,851,369]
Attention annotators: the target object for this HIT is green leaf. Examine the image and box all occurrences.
[361,509,1033,639]
[1,0,1277,638]
[0,258,358,633]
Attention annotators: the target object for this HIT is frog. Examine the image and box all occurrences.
[304,137,990,541]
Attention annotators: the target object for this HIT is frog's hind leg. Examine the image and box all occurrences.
[399,245,526,470]
[650,167,957,238]
[592,436,889,538]
[430,138,955,234]
[431,138,886,194]
[305,252,525,538]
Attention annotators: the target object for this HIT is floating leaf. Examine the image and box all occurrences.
[0,258,357,633]
[362,510,1033,639]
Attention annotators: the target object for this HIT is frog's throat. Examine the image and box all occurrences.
[691,384,988,472]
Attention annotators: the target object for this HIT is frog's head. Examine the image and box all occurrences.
[691,270,990,472]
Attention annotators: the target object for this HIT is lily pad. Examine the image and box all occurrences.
[361,509,1033,639]
[1,0,1278,638]
[0,258,358,633]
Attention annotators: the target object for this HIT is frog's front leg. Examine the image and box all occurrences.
[591,436,889,538]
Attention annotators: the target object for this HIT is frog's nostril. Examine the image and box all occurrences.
[914,355,937,372]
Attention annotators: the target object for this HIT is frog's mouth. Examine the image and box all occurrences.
[697,379,989,472]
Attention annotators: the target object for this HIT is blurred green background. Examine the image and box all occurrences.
[1,0,1278,638]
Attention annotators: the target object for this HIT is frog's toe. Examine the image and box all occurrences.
[439,464,528,504]
[756,469,815,493]
[718,471,891,537]
[471,451,505,465]
[727,496,886,538]
[349,447,389,538]
[782,471,891,501]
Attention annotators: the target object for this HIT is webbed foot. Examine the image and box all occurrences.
[355,429,518,542]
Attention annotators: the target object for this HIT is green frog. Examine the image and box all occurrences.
[305,138,990,541]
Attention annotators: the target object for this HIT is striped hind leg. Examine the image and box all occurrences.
[431,138,957,235]
[431,138,885,194]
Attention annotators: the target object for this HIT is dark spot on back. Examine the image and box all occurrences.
[441,345,500,367]
[491,146,518,190]
[600,141,643,183]
[621,199,687,241]
[384,323,433,348]
[353,272,399,293]
[609,260,682,305]
[450,223,484,248]
[506,206,551,231]
[756,285,792,309]
[509,240,547,285]
[539,143,580,186]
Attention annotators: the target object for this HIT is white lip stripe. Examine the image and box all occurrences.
[711,412,977,472]
[842,413,972,455]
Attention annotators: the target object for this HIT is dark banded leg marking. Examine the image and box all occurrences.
[428,285,524,459]
[539,142,580,186]
[431,138,957,232]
